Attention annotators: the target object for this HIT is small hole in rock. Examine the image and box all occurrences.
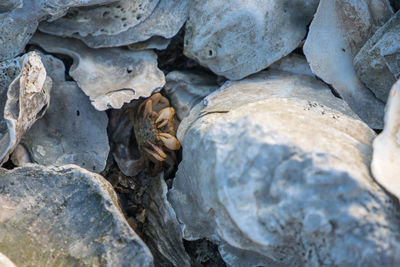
[103,11,110,17]
[127,67,133,74]
[121,17,127,21]
[136,14,142,20]
[208,50,213,56]
[76,110,80,116]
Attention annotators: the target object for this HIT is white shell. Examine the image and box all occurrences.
[30,33,165,111]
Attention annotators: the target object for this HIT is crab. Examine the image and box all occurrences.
[132,93,181,176]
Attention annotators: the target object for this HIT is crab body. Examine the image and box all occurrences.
[133,93,180,175]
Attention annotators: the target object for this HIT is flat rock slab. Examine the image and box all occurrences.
[22,54,109,173]
[170,70,400,266]
[0,164,153,266]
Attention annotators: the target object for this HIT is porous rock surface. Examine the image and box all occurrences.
[0,51,51,164]
[39,0,190,49]
[354,11,400,102]
[31,32,165,111]
[184,0,319,80]
[0,164,153,266]
[371,80,400,201]
[170,70,400,266]
[0,0,120,61]
[21,54,109,173]
[304,0,393,129]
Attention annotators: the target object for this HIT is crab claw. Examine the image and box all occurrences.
[156,107,175,128]
[159,132,181,150]
[151,93,170,107]
[144,141,167,161]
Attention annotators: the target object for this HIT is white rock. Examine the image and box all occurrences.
[371,80,400,200]
[164,70,218,121]
[30,32,165,111]
[0,253,16,267]
[184,0,319,80]
[170,70,400,266]
[0,164,153,266]
[21,54,110,172]
[354,11,400,102]
[39,0,189,49]
[304,0,393,129]
[0,51,51,164]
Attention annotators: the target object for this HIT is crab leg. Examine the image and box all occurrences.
[144,141,167,161]
[158,132,181,150]
[143,99,158,118]
[150,93,170,107]
[156,107,175,128]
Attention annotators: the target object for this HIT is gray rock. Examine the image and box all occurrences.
[143,173,191,266]
[39,0,189,49]
[0,51,51,164]
[0,253,16,267]
[10,144,32,167]
[354,11,400,102]
[0,164,153,266]
[164,70,218,121]
[371,80,400,201]
[170,70,400,266]
[268,53,314,77]
[0,0,123,61]
[21,54,109,173]
[184,0,319,80]
[30,33,165,111]
[304,0,393,129]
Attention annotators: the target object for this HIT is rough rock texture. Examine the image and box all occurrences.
[22,54,109,173]
[0,253,16,267]
[0,0,121,61]
[40,0,160,37]
[39,0,189,49]
[354,11,400,102]
[10,144,32,167]
[0,51,51,164]
[304,0,393,129]
[164,70,218,121]
[142,173,191,266]
[371,80,400,200]
[31,33,165,111]
[0,164,153,266]
[170,70,400,266]
[184,0,319,80]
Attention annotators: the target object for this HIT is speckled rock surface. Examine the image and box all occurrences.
[354,11,400,102]
[0,51,51,164]
[170,70,400,266]
[304,0,393,129]
[371,80,400,201]
[184,0,319,80]
[39,0,189,48]
[31,33,165,111]
[0,164,153,266]
[21,54,109,173]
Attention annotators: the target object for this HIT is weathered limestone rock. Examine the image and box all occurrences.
[268,53,314,77]
[0,164,153,266]
[304,0,393,129]
[39,0,189,49]
[184,0,319,80]
[21,54,109,172]
[170,70,400,266]
[0,0,121,61]
[31,33,165,111]
[0,51,51,164]
[354,11,400,102]
[371,80,400,200]
[164,70,218,121]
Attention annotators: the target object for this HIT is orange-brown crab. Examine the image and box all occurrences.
[133,93,181,175]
